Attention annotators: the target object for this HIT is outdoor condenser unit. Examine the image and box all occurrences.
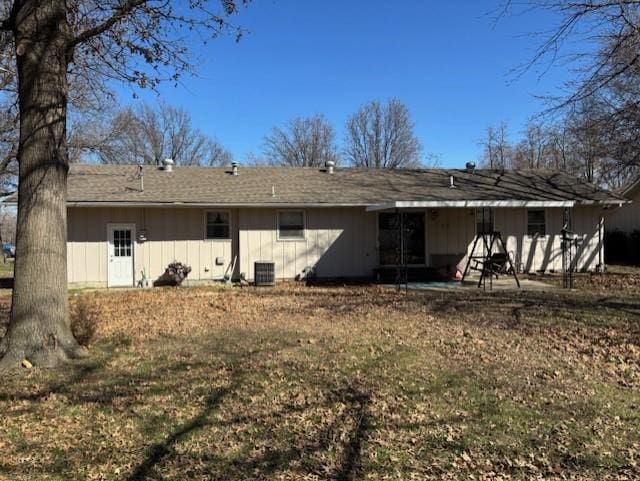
[254,261,275,286]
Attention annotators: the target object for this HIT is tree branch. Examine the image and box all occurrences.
[70,0,147,48]
[0,1,17,32]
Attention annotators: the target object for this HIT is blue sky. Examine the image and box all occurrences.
[119,0,574,168]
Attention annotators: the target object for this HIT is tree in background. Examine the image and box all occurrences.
[345,99,423,169]
[79,103,233,166]
[477,114,627,188]
[0,0,247,370]
[513,122,549,170]
[243,151,270,166]
[0,208,15,244]
[263,114,338,167]
[479,122,510,169]
[498,1,640,187]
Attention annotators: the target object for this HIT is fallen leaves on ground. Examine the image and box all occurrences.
[0,282,639,480]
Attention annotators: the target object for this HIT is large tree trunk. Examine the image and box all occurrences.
[0,0,86,369]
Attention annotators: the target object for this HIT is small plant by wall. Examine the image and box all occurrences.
[155,261,192,287]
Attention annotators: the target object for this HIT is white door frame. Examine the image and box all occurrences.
[107,223,136,287]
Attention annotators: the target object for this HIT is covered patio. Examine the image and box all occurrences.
[366,199,598,290]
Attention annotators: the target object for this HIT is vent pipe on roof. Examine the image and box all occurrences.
[325,160,335,174]
[449,175,456,188]
[465,161,476,174]
[162,158,174,172]
[138,164,144,192]
[231,161,239,176]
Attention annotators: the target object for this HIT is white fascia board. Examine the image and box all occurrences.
[365,200,577,212]
[578,199,630,206]
[42,199,630,209]
[66,201,371,208]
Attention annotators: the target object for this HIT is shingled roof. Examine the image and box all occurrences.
[58,164,625,207]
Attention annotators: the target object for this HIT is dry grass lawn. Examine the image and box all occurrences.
[1,280,639,480]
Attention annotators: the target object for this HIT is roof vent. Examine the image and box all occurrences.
[465,161,476,174]
[325,160,335,174]
[138,164,144,192]
[162,158,174,172]
[231,161,239,176]
[449,175,456,188]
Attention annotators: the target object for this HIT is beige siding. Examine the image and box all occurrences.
[67,204,606,286]
[427,208,475,259]
[238,208,378,280]
[572,206,605,271]
[67,207,234,286]
[607,187,639,233]
[425,206,603,273]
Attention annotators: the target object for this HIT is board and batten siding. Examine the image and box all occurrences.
[425,206,604,273]
[67,204,606,286]
[607,186,639,233]
[67,207,236,286]
[238,208,378,280]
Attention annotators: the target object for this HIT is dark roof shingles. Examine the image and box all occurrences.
[64,164,625,205]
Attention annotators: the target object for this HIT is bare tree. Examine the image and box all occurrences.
[477,111,624,186]
[89,103,233,166]
[480,122,510,169]
[345,99,423,169]
[502,1,640,184]
[263,115,338,167]
[0,2,122,181]
[0,106,17,195]
[505,1,640,110]
[0,0,247,370]
[517,122,548,170]
[243,151,269,166]
[0,207,15,244]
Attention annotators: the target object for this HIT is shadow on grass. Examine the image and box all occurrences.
[1,323,376,480]
[412,289,640,341]
[126,379,372,480]
[254,285,640,347]
[128,387,231,481]
[1,285,638,479]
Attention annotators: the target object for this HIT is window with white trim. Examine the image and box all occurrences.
[205,211,230,239]
[527,209,546,236]
[278,211,305,240]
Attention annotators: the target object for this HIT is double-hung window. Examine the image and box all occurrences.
[527,209,546,236]
[278,211,305,240]
[205,211,230,240]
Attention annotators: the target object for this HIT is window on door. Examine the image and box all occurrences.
[113,229,132,257]
[378,212,425,265]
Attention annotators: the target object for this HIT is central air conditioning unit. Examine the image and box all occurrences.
[254,261,275,286]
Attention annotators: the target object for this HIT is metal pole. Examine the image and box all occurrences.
[598,213,604,274]
[395,209,401,291]
[402,213,408,293]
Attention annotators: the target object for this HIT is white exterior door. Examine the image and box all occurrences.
[108,224,135,287]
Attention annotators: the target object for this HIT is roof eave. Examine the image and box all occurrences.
[365,199,628,211]
[65,201,372,208]
[3,198,627,209]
